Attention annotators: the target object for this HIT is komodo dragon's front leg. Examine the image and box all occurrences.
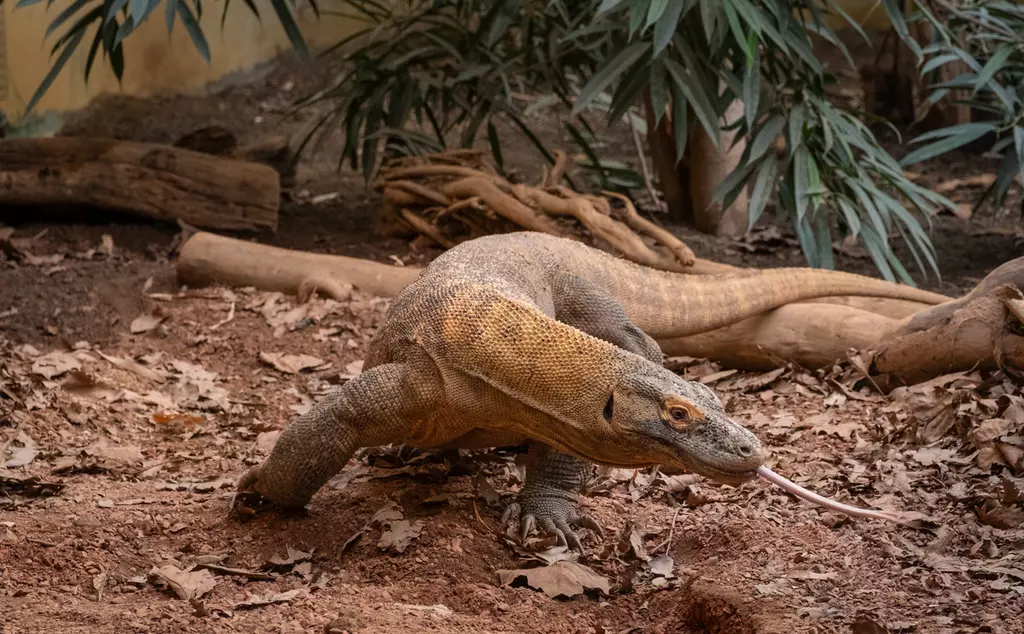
[236,362,438,508]
[502,274,665,550]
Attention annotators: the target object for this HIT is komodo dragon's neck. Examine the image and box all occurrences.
[469,232,952,340]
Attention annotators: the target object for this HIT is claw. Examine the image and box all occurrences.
[500,502,520,525]
[555,518,583,551]
[579,514,605,540]
[520,514,537,543]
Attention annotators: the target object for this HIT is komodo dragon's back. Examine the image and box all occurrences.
[369,230,948,364]
[239,231,950,552]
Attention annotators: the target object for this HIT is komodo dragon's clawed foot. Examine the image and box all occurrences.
[500,491,604,552]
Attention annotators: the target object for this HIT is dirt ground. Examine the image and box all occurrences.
[2,54,1024,634]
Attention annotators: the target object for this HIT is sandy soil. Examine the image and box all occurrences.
[2,53,1023,634]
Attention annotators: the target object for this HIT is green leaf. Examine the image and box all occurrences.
[628,0,648,36]
[973,44,1013,96]
[487,120,504,174]
[900,123,994,165]
[742,44,760,132]
[664,57,720,150]
[787,103,805,156]
[699,0,718,38]
[1013,126,1024,195]
[598,0,629,15]
[670,81,688,162]
[44,0,90,39]
[506,111,557,165]
[859,225,896,283]
[268,0,310,60]
[811,213,835,270]
[567,122,608,189]
[574,41,650,114]
[712,155,758,208]
[792,144,809,219]
[176,1,210,63]
[645,0,669,30]
[649,61,668,125]
[652,0,683,56]
[167,0,179,33]
[794,213,821,268]
[748,114,784,163]
[747,157,777,230]
[836,197,861,239]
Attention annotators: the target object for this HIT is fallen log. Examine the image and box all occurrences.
[869,288,1024,391]
[658,303,897,370]
[0,137,280,232]
[176,231,421,299]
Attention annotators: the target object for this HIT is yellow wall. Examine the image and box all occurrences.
[0,0,363,124]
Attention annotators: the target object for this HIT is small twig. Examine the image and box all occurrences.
[209,302,235,330]
[473,499,495,533]
[628,114,665,213]
[652,507,683,554]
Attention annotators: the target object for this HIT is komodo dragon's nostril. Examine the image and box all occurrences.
[738,444,754,457]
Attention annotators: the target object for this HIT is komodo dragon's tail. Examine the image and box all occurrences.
[569,250,951,339]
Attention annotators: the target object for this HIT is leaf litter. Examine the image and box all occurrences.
[4,228,1024,632]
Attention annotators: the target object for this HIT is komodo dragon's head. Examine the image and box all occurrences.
[603,364,766,485]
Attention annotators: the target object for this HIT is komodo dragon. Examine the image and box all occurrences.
[236,231,947,550]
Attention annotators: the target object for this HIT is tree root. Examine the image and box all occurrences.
[375,149,701,273]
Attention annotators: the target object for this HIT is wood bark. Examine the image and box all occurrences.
[176,231,421,299]
[0,137,279,232]
[659,303,897,370]
[688,91,749,237]
[644,94,692,225]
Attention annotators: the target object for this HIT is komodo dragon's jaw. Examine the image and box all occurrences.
[608,366,767,485]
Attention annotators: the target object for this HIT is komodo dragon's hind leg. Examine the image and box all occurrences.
[501,274,665,550]
[235,362,438,510]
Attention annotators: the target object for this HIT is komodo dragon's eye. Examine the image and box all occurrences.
[669,407,689,422]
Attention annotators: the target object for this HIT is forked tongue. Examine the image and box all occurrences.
[757,466,926,527]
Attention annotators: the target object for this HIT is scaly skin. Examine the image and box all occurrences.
[236,232,950,550]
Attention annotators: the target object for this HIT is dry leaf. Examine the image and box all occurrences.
[31,351,81,379]
[371,501,405,524]
[973,419,1011,445]
[61,371,118,400]
[496,561,611,599]
[92,569,108,601]
[265,546,313,570]
[258,351,329,374]
[84,439,144,465]
[377,519,424,554]
[95,351,166,383]
[976,501,1024,530]
[234,587,308,610]
[151,412,205,427]
[788,569,837,581]
[851,615,889,634]
[5,439,39,469]
[149,565,216,601]
[130,313,164,334]
[648,554,675,578]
